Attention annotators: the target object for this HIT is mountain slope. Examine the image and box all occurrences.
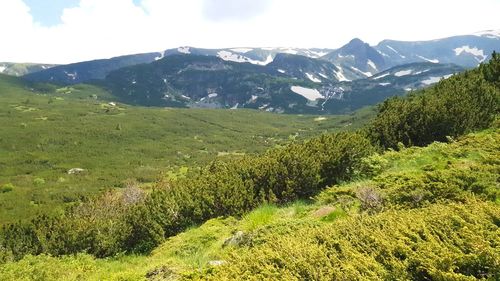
[376,33,500,68]
[323,38,386,77]
[163,46,334,65]
[322,62,464,113]
[103,55,465,114]
[23,52,162,84]
[0,62,56,76]
[267,53,341,83]
[105,54,327,113]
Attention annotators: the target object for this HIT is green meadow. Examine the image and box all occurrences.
[0,74,373,223]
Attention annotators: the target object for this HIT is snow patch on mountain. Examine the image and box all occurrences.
[306,73,322,83]
[247,95,258,103]
[318,73,329,79]
[308,50,329,58]
[337,54,355,59]
[277,69,286,74]
[291,86,324,101]
[453,46,487,62]
[473,29,500,39]
[378,50,390,57]
[394,69,413,77]
[64,71,77,80]
[417,55,439,63]
[155,51,166,60]
[230,48,253,53]
[217,51,246,63]
[367,60,377,70]
[0,66,5,73]
[414,69,430,75]
[386,45,406,58]
[373,73,390,80]
[335,67,350,82]
[217,51,273,65]
[260,55,274,65]
[281,48,298,55]
[351,66,372,77]
[178,47,191,54]
[379,82,391,86]
[421,74,453,85]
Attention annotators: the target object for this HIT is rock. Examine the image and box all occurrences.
[145,265,177,281]
[208,260,226,266]
[67,168,85,175]
[223,230,246,247]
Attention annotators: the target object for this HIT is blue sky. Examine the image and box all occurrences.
[1,0,499,63]
[24,0,143,26]
[23,0,79,26]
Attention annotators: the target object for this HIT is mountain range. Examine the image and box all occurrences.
[9,30,500,113]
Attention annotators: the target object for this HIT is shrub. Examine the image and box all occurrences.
[33,178,45,186]
[0,183,14,193]
[187,202,500,280]
[369,53,500,149]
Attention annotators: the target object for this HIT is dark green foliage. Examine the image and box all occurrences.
[121,131,373,253]
[369,53,500,149]
[0,131,374,260]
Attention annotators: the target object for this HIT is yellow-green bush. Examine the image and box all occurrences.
[189,202,500,280]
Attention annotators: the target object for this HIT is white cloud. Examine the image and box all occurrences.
[202,0,269,22]
[0,0,499,64]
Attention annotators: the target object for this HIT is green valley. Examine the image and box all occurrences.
[0,74,372,223]
[0,118,498,281]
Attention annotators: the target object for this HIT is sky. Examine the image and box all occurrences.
[0,0,499,64]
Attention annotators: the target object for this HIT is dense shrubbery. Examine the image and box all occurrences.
[188,202,500,280]
[369,52,500,149]
[0,53,498,271]
[0,131,373,261]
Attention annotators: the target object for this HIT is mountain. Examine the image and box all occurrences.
[24,52,162,84]
[322,62,464,113]
[375,31,500,68]
[21,47,334,85]
[267,53,354,83]
[20,30,499,86]
[102,53,463,114]
[0,62,56,76]
[322,38,386,77]
[163,46,334,65]
[105,54,321,113]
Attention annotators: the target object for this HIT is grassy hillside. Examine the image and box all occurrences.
[0,128,497,280]
[0,74,372,223]
[0,54,497,280]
